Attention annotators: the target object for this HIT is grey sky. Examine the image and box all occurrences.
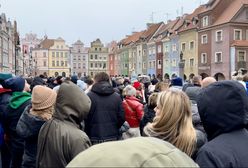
[0,0,208,46]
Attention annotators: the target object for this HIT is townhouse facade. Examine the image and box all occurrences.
[88,39,108,77]
[70,40,88,77]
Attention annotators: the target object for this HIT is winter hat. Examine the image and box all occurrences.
[171,77,183,86]
[3,77,25,92]
[71,75,78,84]
[133,81,141,90]
[32,85,57,110]
[0,73,13,85]
[30,76,46,92]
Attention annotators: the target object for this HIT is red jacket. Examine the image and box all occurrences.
[123,96,144,128]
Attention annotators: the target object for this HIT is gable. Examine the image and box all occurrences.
[232,6,248,23]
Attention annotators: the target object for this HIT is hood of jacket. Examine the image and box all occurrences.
[67,137,198,167]
[197,80,248,141]
[53,81,91,128]
[125,96,142,109]
[9,91,31,109]
[91,81,115,96]
[16,105,46,138]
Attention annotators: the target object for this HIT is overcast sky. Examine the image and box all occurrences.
[0,0,209,46]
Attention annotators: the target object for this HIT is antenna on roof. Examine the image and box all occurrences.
[150,12,155,23]
[181,6,184,16]
[164,13,171,23]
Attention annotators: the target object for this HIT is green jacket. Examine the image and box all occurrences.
[9,92,31,109]
[67,137,198,167]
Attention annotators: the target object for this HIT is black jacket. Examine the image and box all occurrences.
[140,104,155,135]
[196,80,248,167]
[36,81,91,168]
[16,105,46,168]
[85,81,125,143]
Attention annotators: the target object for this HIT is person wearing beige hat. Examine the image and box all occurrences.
[16,85,57,168]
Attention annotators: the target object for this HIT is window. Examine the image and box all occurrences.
[83,56,86,61]
[73,63,76,69]
[61,61,64,66]
[99,48,101,51]
[95,63,98,68]
[246,30,248,40]
[201,53,207,64]
[90,63,93,68]
[78,63,81,69]
[165,59,169,66]
[202,16,209,27]
[52,61,55,66]
[52,52,55,57]
[56,52,59,57]
[56,61,59,66]
[158,45,162,53]
[190,59,194,67]
[103,63,106,69]
[143,62,146,69]
[61,45,63,49]
[95,48,97,51]
[65,52,68,58]
[149,61,152,68]
[99,63,102,68]
[60,52,63,57]
[172,59,176,67]
[56,45,59,49]
[165,45,169,52]
[43,61,46,66]
[158,60,161,69]
[43,52,46,57]
[90,72,93,76]
[238,51,246,61]
[35,52,37,57]
[190,41,194,50]
[138,50,141,56]
[143,49,146,55]
[95,55,98,59]
[181,43,186,51]
[90,55,93,59]
[78,56,81,61]
[78,49,80,53]
[73,56,76,60]
[201,34,208,44]
[234,29,242,40]
[153,61,156,68]
[65,61,67,66]
[246,8,248,19]
[172,44,177,51]
[216,30,223,42]
[215,52,222,63]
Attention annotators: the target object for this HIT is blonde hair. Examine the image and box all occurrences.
[155,82,169,92]
[148,92,158,107]
[144,88,196,156]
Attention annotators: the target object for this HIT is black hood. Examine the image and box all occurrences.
[197,80,248,140]
[91,81,115,96]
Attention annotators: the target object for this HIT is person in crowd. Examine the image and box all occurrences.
[36,81,91,168]
[143,89,196,157]
[133,81,145,103]
[154,82,169,92]
[140,92,158,135]
[52,76,63,92]
[71,75,78,84]
[2,77,31,168]
[85,72,125,145]
[196,80,248,167]
[170,77,183,90]
[30,76,46,93]
[0,73,13,168]
[122,85,144,139]
[113,77,125,100]
[151,74,159,85]
[77,78,87,92]
[16,86,57,168]
[66,137,198,167]
[183,75,202,92]
[84,76,94,94]
[243,74,248,94]
[201,77,216,88]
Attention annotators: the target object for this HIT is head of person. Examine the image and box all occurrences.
[197,80,248,141]
[0,73,14,86]
[201,77,216,88]
[170,77,183,87]
[144,88,196,156]
[148,92,158,109]
[30,76,46,92]
[54,76,63,85]
[3,77,30,92]
[84,76,94,86]
[123,85,136,97]
[192,75,202,86]
[31,85,57,120]
[67,137,198,167]
[71,75,78,84]
[133,81,142,91]
[154,82,169,92]
[93,72,110,84]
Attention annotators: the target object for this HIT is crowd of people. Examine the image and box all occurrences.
[0,71,247,167]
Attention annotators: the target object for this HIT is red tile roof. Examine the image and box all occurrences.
[140,22,163,41]
[39,38,54,49]
[232,40,248,47]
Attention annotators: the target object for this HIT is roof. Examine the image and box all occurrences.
[39,38,54,49]
[140,22,163,41]
[213,0,247,26]
[232,40,248,47]
[200,0,222,14]
[122,31,145,46]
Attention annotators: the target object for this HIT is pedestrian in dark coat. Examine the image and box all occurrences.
[85,72,125,144]
[16,86,57,168]
[36,81,91,168]
[196,80,248,167]
[3,77,31,168]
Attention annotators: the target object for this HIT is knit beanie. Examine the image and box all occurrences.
[32,85,57,110]
[0,73,13,85]
[3,77,25,92]
[171,77,183,86]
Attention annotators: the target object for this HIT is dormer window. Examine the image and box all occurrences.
[202,16,209,27]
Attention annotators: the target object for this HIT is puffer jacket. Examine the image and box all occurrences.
[36,81,91,168]
[123,96,144,128]
[16,105,46,168]
[67,137,198,167]
[196,81,248,167]
[85,81,125,143]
